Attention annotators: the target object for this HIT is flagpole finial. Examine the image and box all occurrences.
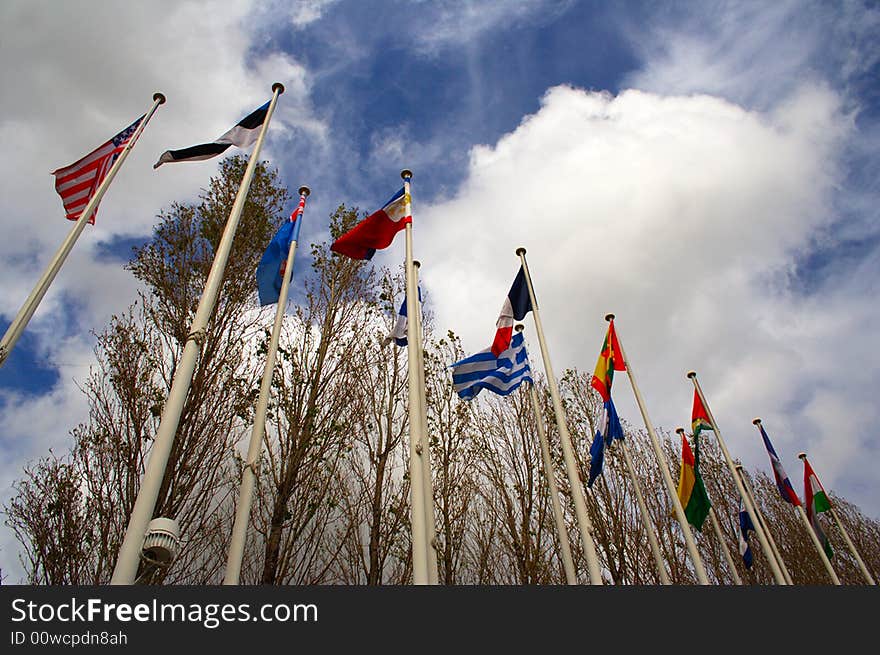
[516,247,526,256]
[400,169,413,180]
[605,313,615,322]
[686,370,697,379]
[798,452,807,460]
[272,82,285,94]
[413,260,421,268]
[298,186,310,197]
[153,92,166,105]
[675,427,685,435]
[752,417,762,426]
[515,324,524,333]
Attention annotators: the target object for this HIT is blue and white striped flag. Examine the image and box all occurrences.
[383,287,422,347]
[451,332,532,400]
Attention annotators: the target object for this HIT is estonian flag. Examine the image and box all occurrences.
[154,101,270,168]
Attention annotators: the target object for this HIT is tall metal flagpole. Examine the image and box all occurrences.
[793,453,843,585]
[618,440,672,584]
[708,508,743,585]
[516,325,577,584]
[611,317,710,585]
[111,84,285,585]
[0,93,166,368]
[413,260,439,584]
[515,248,604,585]
[735,461,794,584]
[223,185,309,585]
[401,170,429,585]
[798,454,876,585]
[687,371,788,585]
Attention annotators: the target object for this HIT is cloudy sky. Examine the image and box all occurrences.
[1,0,878,582]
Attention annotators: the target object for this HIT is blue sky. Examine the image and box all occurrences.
[1,0,878,582]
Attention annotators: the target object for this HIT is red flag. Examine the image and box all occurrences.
[331,186,410,260]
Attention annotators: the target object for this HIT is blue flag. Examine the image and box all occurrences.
[587,398,624,487]
[588,430,605,487]
[256,207,303,306]
[738,500,755,569]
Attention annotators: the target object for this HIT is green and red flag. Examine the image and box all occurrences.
[676,432,711,531]
[691,389,713,438]
[591,319,625,402]
[804,457,833,559]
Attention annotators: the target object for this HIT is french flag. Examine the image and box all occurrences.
[491,266,532,356]
[330,187,411,260]
[758,423,802,506]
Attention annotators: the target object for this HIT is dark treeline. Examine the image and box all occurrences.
[5,157,878,585]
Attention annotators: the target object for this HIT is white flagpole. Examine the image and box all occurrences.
[612,317,710,585]
[687,371,788,585]
[223,185,309,585]
[412,260,439,584]
[827,504,875,584]
[0,93,166,368]
[707,507,743,585]
[111,83,285,584]
[796,453,846,585]
[401,170,429,585]
[516,248,604,585]
[516,325,577,584]
[735,460,794,584]
[618,440,672,584]
[673,427,742,585]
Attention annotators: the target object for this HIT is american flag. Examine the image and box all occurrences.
[52,114,144,224]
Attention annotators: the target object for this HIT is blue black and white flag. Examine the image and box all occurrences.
[451,331,532,400]
[154,100,270,168]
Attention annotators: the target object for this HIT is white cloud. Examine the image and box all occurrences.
[417,81,879,522]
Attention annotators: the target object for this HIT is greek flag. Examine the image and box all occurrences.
[451,332,532,400]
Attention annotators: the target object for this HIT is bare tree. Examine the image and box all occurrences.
[6,156,286,584]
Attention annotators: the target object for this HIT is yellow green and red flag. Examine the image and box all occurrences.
[676,432,711,531]
[691,389,713,438]
[591,319,626,402]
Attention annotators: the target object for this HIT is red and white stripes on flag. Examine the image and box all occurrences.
[52,114,145,224]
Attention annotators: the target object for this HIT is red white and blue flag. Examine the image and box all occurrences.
[491,266,532,356]
[331,186,411,260]
[758,423,802,506]
[52,114,145,224]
